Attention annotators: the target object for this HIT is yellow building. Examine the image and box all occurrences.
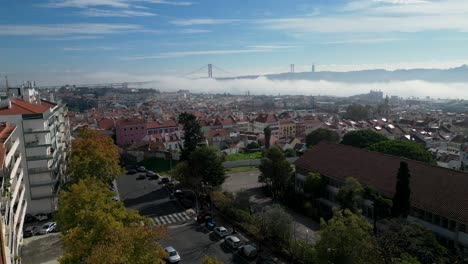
[279,120,296,138]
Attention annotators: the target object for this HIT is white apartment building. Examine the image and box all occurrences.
[0,124,26,264]
[0,84,70,214]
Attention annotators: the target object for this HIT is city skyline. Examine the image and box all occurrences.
[2,0,468,85]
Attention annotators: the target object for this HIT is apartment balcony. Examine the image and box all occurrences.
[13,187,25,227]
[24,128,50,134]
[26,154,54,161]
[30,193,56,200]
[10,171,23,208]
[4,140,19,168]
[28,167,55,174]
[25,141,52,148]
[30,179,58,188]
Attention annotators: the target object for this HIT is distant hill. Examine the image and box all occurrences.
[217,65,468,83]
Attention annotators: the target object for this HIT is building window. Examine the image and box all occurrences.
[449,220,456,231]
[441,217,449,229]
[124,128,127,131]
[461,224,466,233]
[130,128,133,130]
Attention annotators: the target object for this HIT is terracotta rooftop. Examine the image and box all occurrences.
[146,120,178,129]
[255,113,278,124]
[295,141,468,225]
[0,98,56,115]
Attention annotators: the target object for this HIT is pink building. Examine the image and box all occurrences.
[115,118,146,146]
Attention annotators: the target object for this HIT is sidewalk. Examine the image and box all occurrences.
[21,233,62,264]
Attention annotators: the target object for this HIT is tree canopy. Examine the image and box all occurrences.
[202,256,223,264]
[346,103,373,120]
[179,112,203,161]
[391,162,411,218]
[68,128,123,185]
[368,140,433,163]
[305,128,340,147]
[336,177,364,214]
[57,178,167,264]
[303,172,325,199]
[258,147,293,200]
[264,126,272,149]
[341,129,389,149]
[376,219,448,264]
[316,209,381,264]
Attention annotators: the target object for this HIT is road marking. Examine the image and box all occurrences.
[171,213,181,221]
[153,217,161,225]
[160,217,167,225]
[163,215,171,223]
[176,212,186,220]
[168,214,176,222]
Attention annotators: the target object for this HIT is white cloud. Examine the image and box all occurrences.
[78,8,156,17]
[38,35,102,40]
[63,46,121,51]
[119,45,296,60]
[324,38,400,44]
[177,29,211,34]
[46,0,193,8]
[169,19,241,26]
[0,24,142,36]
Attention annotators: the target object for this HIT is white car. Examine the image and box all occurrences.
[39,222,57,235]
[224,235,241,249]
[213,226,229,238]
[165,246,181,263]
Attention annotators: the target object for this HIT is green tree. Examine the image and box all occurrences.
[336,177,364,214]
[190,146,226,186]
[398,253,421,264]
[264,126,272,149]
[57,178,167,264]
[368,140,433,163]
[316,209,381,264]
[305,128,340,147]
[68,128,123,185]
[246,141,260,150]
[341,130,388,149]
[202,256,223,264]
[170,161,197,188]
[391,162,411,218]
[303,172,325,199]
[255,204,293,243]
[346,103,372,120]
[258,147,293,200]
[376,219,448,264]
[283,148,296,157]
[179,112,203,161]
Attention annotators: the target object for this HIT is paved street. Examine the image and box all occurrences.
[117,172,186,219]
[21,233,61,264]
[223,169,320,244]
[161,222,257,264]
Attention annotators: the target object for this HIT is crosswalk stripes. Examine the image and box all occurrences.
[152,211,192,226]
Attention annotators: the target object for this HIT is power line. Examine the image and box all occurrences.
[212,65,239,77]
[178,65,208,78]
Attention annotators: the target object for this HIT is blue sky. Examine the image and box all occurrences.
[1,0,468,85]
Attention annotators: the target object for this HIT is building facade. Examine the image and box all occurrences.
[295,142,468,257]
[0,124,26,264]
[0,86,70,214]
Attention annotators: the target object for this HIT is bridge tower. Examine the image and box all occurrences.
[208,64,213,78]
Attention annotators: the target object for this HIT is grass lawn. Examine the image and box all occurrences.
[225,166,258,174]
[225,152,262,161]
[137,157,177,173]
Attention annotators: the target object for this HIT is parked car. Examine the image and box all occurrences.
[174,189,183,198]
[205,219,216,230]
[136,174,146,180]
[39,222,57,235]
[239,244,258,258]
[214,226,229,238]
[23,226,38,237]
[127,169,137,175]
[165,246,181,263]
[161,176,171,184]
[35,213,49,222]
[24,213,36,223]
[146,171,158,179]
[196,211,212,223]
[225,235,242,249]
[112,196,120,202]
[136,166,146,172]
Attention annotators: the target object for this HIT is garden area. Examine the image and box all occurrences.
[225,152,262,161]
[137,157,177,173]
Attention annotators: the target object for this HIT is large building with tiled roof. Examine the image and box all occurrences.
[295,141,468,256]
[0,84,70,215]
[0,124,26,264]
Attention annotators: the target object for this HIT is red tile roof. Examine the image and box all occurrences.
[295,141,468,225]
[146,120,178,129]
[255,113,278,124]
[0,98,54,115]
